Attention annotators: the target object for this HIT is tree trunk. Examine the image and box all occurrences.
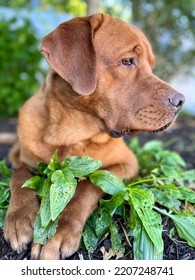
[86,0,101,15]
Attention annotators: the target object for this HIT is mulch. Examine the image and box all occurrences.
[0,115,195,260]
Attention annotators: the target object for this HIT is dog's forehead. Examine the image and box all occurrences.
[94,18,146,55]
[93,16,155,68]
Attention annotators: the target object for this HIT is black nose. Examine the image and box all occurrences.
[168,92,185,109]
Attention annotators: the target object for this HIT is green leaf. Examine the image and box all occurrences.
[172,215,195,247]
[0,182,9,187]
[180,170,195,183]
[0,186,10,205]
[47,218,58,240]
[154,207,195,248]
[90,170,126,195]
[0,161,10,229]
[160,165,181,178]
[156,151,186,167]
[176,186,195,203]
[0,208,7,229]
[50,170,77,220]
[143,140,163,153]
[150,188,181,211]
[133,215,163,260]
[37,162,48,174]
[129,187,163,253]
[33,212,58,244]
[136,208,163,253]
[21,175,43,196]
[129,187,154,208]
[0,160,12,177]
[100,190,126,213]
[82,211,99,255]
[44,150,61,174]
[40,178,51,227]
[95,210,112,238]
[33,212,48,244]
[128,137,141,153]
[110,222,125,254]
[157,184,195,204]
[62,156,102,177]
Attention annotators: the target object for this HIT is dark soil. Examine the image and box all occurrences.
[0,116,195,260]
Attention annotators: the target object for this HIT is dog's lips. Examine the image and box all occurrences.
[149,121,172,133]
[109,121,173,138]
[109,129,137,138]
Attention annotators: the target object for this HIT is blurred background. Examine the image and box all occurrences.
[0,0,195,117]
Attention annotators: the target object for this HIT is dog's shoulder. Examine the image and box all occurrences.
[16,88,53,164]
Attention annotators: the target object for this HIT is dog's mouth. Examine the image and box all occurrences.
[109,129,137,138]
[149,121,172,133]
[109,121,172,138]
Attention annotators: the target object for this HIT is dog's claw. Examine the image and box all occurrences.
[60,252,66,260]
[31,243,42,260]
[17,244,28,254]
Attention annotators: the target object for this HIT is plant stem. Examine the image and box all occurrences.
[153,206,172,218]
[128,177,174,187]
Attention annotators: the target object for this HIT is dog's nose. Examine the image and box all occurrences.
[168,92,185,109]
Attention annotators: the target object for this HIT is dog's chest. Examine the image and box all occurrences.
[58,141,91,160]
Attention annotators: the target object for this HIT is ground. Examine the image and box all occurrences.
[0,115,195,260]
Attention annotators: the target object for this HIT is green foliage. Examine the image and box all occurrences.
[21,152,102,244]
[56,0,87,16]
[132,210,163,260]
[0,0,87,16]
[0,161,11,228]
[81,138,195,259]
[0,17,44,117]
[0,0,27,8]
[129,187,164,255]
[154,206,195,248]
[0,139,195,259]
[130,0,195,81]
[90,170,126,195]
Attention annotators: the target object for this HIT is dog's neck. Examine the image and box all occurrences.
[43,69,109,147]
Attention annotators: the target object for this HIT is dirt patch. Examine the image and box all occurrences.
[0,116,194,260]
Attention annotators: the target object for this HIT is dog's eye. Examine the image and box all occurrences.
[121,58,134,66]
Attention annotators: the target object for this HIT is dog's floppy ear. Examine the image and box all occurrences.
[40,17,100,95]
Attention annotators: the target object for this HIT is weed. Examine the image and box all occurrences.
[0,139,195,259]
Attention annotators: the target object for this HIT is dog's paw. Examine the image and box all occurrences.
[31,220,82,260]
[4,206,38,253]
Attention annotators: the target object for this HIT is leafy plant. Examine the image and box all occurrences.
[21,152,102,244]
[0,17,44,117]
[0,160,11,228]
[0,139,195,260]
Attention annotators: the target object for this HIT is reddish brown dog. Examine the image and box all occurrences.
[4,13,185,259]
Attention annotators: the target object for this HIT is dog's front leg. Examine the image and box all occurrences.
[31,179,104,259]
[4,165,40,253]
[31,161,138,260]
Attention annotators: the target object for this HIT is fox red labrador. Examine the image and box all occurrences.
[4,13,185,259]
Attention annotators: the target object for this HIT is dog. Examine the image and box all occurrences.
[4,13,185,259]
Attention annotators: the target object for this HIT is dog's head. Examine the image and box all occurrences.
[40,13,185,137]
